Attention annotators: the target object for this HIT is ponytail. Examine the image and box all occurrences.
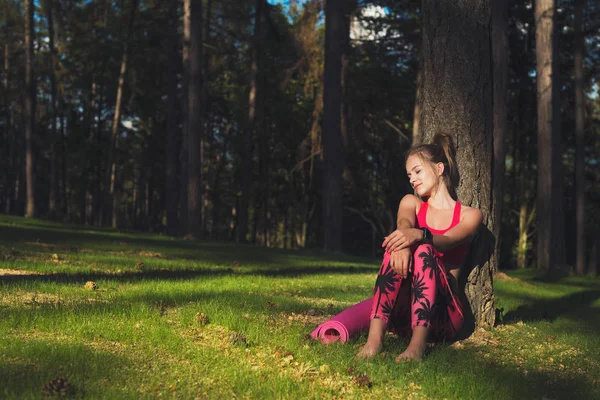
[432,132,459,190]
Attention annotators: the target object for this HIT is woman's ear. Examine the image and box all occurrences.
[436,162,445,176]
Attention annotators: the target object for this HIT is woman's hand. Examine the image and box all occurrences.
[382,228,422,253]
[390,248,413,278]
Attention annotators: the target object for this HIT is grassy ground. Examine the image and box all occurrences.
[1,215,599,399]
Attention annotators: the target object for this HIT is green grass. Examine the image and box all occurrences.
[1,214,599,399]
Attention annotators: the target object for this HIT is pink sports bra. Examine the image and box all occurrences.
[415,201,471,267]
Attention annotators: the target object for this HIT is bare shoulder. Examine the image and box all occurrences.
[460,205,483,224]
[400,194,422,213]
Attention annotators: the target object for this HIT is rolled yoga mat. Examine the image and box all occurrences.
[310,297,373,344]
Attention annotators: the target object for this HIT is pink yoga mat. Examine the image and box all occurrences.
[310,297,373,344]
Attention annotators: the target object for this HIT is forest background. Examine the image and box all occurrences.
[1,0,600,277]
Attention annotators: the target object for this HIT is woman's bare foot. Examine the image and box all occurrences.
[395,326,428,362]
[356,341,383,359]
[395,344,425,362]
[356,318,387,359]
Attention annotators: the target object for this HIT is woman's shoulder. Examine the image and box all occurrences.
[459,204,483,224]
[400,194,423,215]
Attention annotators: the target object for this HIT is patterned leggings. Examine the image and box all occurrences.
[370,244,464,341]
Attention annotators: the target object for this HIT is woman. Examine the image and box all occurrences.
[356,132,482,361]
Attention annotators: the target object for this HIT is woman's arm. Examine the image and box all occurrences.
[381,194,418,249]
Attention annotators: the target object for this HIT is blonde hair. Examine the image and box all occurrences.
[407,132,459,199]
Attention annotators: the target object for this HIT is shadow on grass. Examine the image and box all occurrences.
[0,338,135,399]
[0,263,377,285]
[421,344,598,400]
[502,289,600,325]
[0,222,375,269]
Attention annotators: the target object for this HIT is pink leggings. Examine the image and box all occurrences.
[370,244,464,341]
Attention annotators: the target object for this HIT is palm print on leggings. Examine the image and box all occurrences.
[369,244,463,341]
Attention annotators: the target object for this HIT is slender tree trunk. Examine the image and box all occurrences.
[180,0,191,235]
[420,0,495,328]
[238,0,263,243]
[535,0,565,274]
[45,0,60,219]
[491,0,508,272]
[322,0,353,252]
[165,0,179,236]
[24,0,36,218]
[201,0,212,238]
[108,0,138,228]
[3,37,12,213]
[187,0,203,237]
[574,0,586,275]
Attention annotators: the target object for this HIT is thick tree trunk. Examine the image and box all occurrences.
[491,0,508,272]
[322,0,352,252]
[165,0,179,237]
[574,0,586,275]
[535,0,565,274]
[187,0,203,237]
[238,0,263,243]
[24,0,36,218]
[419,0,495,328]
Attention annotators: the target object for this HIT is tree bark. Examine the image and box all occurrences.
[535,0,565,273]
[45,0,60,219]
[187,0,203,237]
[165,0,179,236]
[237,0,263,243]
[574,0,586,275]
[108,0,138,228]
[322,0,352,252]
[419,0,495,328]
[24,0,36,218]
[491,0,508,272]
[180,0,191,235]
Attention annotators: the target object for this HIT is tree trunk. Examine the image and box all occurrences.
[187,0,203,237]
[45,0,60,219]
[419,0,495,328]
[322,0,352,252]
[24,0,36,218]
[491,0,508,272]
[574,0,586,275]
[535,0,565,274]
[165,0,179,236]
[180,0,191,235]
[201,0,212,238]
[108,0,138,228]
[237,0,263,243]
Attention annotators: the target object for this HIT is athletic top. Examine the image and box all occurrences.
[415,201,471,267]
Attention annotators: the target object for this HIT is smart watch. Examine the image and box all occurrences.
[421,228,433,244]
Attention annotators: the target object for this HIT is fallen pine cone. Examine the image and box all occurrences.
[228,332,248,347]
[194,312,209,325]
[84,281,97,291]
[41,376,71,397]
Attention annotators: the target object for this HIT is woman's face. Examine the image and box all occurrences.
[406,154,442,197]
